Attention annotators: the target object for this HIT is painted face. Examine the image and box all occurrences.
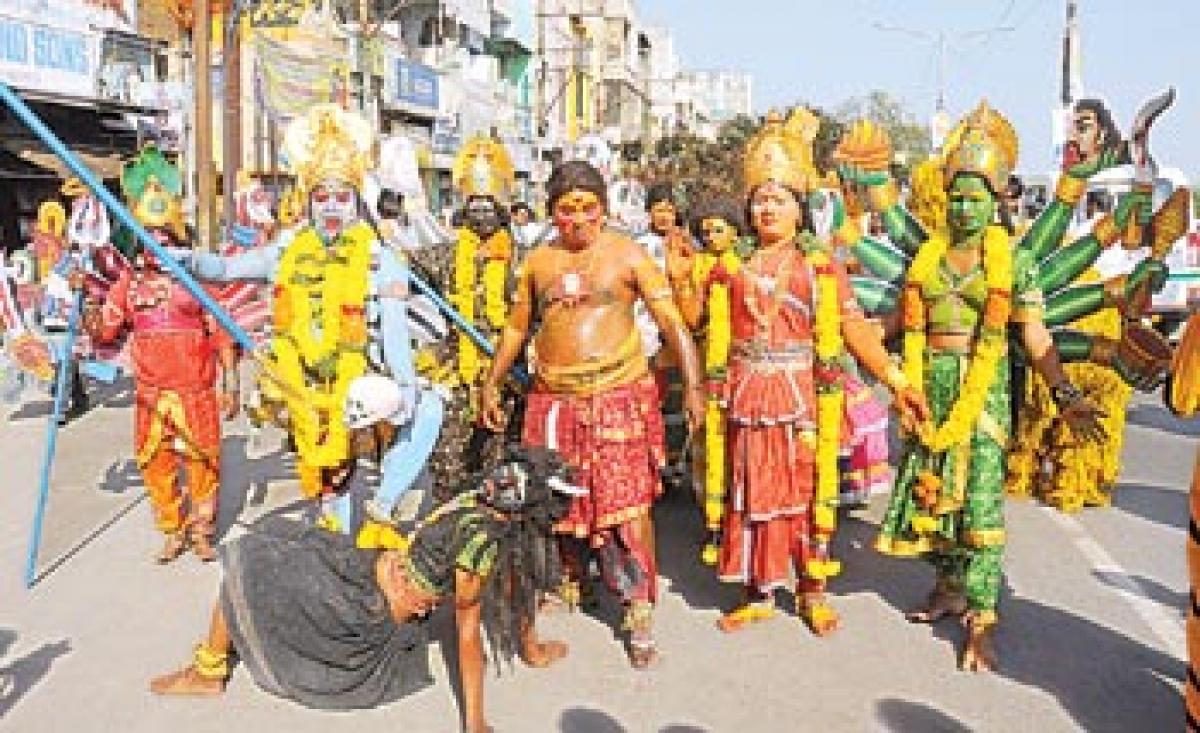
[649,201,677,235]
[749,182,801,243]
[310,180,358,241]
[244,184,275,227]
[946,174,996,241]
[464,196,502,239]
[552,190,604,249]
[699,217,737,254]
[1065,108,1105,169]
[511,207,531,226]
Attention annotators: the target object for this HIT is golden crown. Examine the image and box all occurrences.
[942,101,1018,194]
[284,104,374,193]
[452,135,516,200]
[743,108,820,195]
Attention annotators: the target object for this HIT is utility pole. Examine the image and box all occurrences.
[1061,0,1082,106]
[222,0,242,234]
[872,20,1014,152]
[193,0,215,250]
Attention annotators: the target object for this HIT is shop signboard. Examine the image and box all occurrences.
[393,58,439,112]
[0,15,101,99]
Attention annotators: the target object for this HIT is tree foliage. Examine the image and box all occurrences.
[630,91,928,209]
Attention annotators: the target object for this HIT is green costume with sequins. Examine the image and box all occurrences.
[875,246,1044,614]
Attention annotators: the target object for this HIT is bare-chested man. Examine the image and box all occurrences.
[480,161,704,669]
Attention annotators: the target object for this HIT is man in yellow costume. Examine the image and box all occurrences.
[412,135,521,486]
[182,105,443,534]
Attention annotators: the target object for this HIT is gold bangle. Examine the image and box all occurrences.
[867,180,900,211]
[882,364,908,394]
[1092,214,1120,246]
[1055,175,1088,206]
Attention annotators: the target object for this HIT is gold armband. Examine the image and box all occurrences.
[1092,214,1120,246]
[881,364,909,394]
[1101,275,1127,308]
[1055,175,1088,207]
[833,217,862,246]
[867,180,900,212]
[1089,336,1118,367]
[646,286,674,302]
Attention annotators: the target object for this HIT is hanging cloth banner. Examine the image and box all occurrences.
[254,29,346,123]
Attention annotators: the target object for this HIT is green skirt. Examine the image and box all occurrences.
[877,352,1010,558]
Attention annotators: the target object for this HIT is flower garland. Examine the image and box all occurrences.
[902,225,1013,453]
[453,227,512,384]
[808,245,845,580]
[694,250,741,562]
[271,223,373,475]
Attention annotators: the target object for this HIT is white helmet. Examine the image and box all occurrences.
[343,374,404,429]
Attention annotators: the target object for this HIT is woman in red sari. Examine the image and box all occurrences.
[669,110,925,635]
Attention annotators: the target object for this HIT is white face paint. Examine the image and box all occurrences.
[242,183,275,227]
[309,180,358,241]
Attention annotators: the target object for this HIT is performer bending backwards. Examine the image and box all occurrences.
[479,161,705,669]
[150,444,571,733]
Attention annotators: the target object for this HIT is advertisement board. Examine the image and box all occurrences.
[0,15,101,99]
[393,58,439,112]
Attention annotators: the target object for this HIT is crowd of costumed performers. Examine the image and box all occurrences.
[11,87,1200,732]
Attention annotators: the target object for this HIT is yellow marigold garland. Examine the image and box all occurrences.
[453,228,512,384]
[271,223,373,473]
[903,225,1013,452]
[809,246,845,580]
[693,250,741,547]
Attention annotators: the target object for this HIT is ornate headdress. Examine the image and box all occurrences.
[942,101,1018,195]
[742,108,821,195]
[452,135,516,200]
[283,104,373,193]
[120,145,185,239]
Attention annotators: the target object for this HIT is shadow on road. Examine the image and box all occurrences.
[215,435,298,541]
[653,488,739,614]
[834,515,1185,732]
[1111,482,1188,532]
[560,706,626,732]
[874,698,972,732]
[1092,569,1187,620]
[1126,402,1200,438]
[0,632,71,718]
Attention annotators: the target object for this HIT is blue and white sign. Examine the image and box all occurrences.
[393,58,439,112]
[0,15,100,98]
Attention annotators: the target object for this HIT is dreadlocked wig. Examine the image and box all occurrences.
[476,446,573,669]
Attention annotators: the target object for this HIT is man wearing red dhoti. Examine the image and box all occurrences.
[480,160,704,669]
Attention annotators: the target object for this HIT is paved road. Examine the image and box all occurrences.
[0,383,1193,732]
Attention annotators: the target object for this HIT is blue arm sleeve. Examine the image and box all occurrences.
[188,234,290,282]
[377,247,415,384]
[371,247,444,513]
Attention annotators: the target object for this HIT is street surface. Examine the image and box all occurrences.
[0,381,1193,732]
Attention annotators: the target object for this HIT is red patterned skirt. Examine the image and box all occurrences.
[523,377,666,539]
[717,352,823,592]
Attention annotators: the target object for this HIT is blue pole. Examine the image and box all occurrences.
[360,212,529,386]
[24,291,83,588]
[0,81,255,352]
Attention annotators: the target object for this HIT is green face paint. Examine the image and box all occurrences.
[946,174,996,243]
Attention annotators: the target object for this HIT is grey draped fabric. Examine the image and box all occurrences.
[218,516,433,710]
